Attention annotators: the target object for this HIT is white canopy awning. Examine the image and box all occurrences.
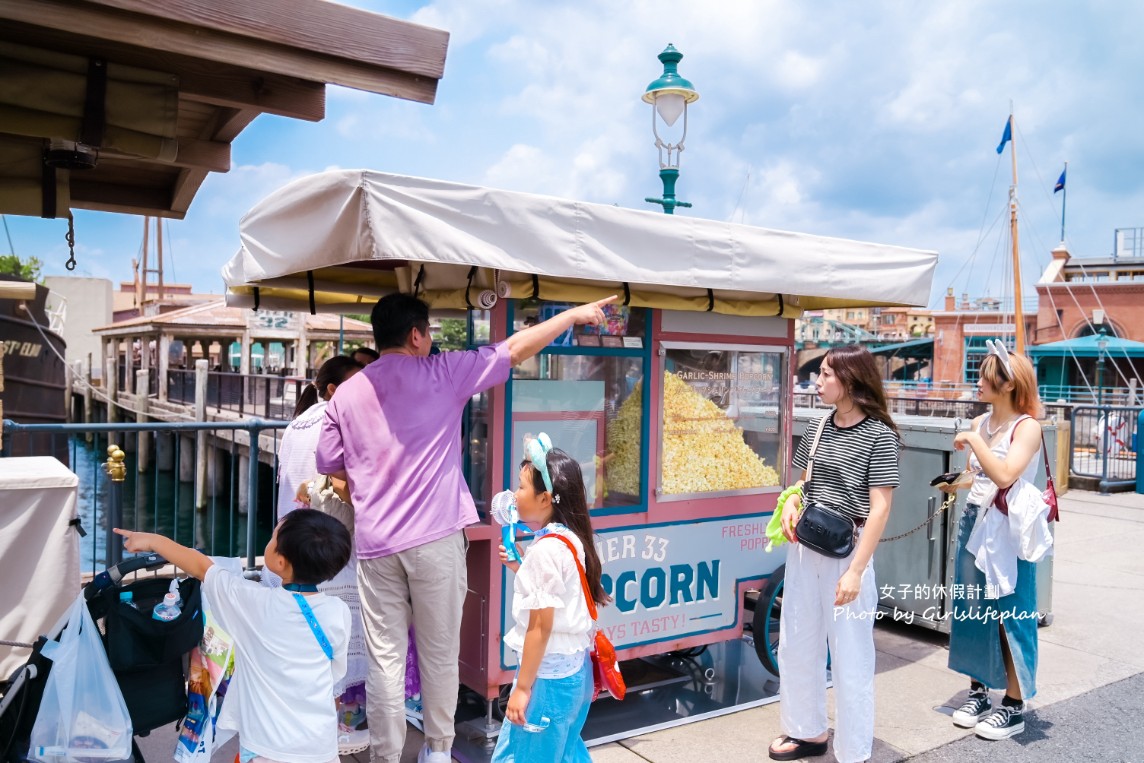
[223,170,938,317]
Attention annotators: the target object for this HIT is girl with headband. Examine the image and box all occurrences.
[493,433,608,763]
[940,340,1044,740]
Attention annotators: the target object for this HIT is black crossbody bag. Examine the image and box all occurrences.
[795,415,858,558]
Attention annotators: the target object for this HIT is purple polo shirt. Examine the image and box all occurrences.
[316,342,511,559]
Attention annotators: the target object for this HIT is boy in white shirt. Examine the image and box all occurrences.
[115,510,353,763]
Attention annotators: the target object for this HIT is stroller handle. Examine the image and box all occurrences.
[85,553,169,600]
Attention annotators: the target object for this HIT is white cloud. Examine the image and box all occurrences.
[15,0,1144,308]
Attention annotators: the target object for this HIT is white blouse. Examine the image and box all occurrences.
[503,524,594,663]
[276,399,328,518]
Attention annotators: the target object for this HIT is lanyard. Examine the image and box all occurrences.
[292,593,333,660]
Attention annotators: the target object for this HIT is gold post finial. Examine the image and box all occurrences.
[104,444,127,482]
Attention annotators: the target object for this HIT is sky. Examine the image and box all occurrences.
[6,0,1144,309]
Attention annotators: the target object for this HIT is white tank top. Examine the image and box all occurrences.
[965,413,1040,507]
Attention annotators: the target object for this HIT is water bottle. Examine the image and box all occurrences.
[152,592,181,621]
[119,591,137,610]
[168,578,182,606]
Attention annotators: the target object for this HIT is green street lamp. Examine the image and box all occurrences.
[643,44,699,214]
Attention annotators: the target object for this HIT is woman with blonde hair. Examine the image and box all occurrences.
[942,341,1045,740]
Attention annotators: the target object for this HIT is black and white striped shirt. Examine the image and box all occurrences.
[792,413,900,519]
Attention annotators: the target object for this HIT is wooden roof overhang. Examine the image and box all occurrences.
[0,0,449,219]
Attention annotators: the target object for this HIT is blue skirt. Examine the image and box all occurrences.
[948,502,1038,698]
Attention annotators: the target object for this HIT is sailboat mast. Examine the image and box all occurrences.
[1007,111,1026,355]
[156,218,165,301]
[139,216,149,307]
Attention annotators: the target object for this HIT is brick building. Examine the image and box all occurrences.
[929,290,1035,386]
[931,229,1144,389]
[1034,240,1144,344]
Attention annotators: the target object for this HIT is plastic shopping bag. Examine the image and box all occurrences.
[175,560,239,763]
[173,617,235,763]
[29,593,133,762]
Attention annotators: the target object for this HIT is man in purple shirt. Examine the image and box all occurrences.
[317,292,613,763]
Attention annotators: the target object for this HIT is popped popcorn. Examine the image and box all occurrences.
[605,379,644,496]
[605,371,780,497]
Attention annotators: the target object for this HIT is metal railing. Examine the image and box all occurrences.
[800,390,1075,423]
[796,392,988,419]
[2,418,288,574]
[1038,385,1138,406]
[1068,406,1140,493]
[166,370,307,419]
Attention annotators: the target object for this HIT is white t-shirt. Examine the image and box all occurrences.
[504,524,594,674]
[204,564,351,763]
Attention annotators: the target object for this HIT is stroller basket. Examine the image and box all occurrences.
[2,554,204,763]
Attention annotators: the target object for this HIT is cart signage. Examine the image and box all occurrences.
[500,514,784,668]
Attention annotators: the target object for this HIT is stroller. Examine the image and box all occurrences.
[1,554,204,763]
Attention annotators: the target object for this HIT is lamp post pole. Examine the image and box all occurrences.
[643,45,699,215]
[1096,329,1108,409]
[1096,328,1110,494]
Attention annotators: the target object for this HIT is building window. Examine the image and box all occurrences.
[963,336,1015,384]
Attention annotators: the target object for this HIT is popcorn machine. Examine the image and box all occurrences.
[457,303,800,700]
[222,170,937,729]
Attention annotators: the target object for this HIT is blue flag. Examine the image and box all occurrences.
[995,117,1012,154]
[1054,167,1066,193]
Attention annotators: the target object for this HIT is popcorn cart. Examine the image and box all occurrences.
[224,170,936,745]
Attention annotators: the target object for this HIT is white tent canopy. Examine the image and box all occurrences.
[223,170,937,317]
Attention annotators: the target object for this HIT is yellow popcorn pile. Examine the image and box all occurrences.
[605,380,644,496]
[605,371,780,496]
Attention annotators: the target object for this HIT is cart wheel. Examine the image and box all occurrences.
[490,684,511,722]
[1038,613,1054,628]
[751,565,784,676]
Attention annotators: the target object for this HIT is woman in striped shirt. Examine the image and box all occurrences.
[768,344,900,763]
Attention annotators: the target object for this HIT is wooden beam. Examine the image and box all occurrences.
[87,0,449,79]
[202,107,259,144]
[69,179,182,218]
[170,106,251,212]
[179,70,325,123]
[4,0,443,104]
[172,137,229,173]
[169,167,208,217]
[0,21,327,121]
[101,136,230,173]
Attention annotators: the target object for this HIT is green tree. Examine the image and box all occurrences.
[0,254,43,282]
[437,318,469,350]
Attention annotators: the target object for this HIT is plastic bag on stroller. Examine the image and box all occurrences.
[27,593,133,762]
[2,554,204,763]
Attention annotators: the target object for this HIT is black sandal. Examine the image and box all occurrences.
[768,735,828,761]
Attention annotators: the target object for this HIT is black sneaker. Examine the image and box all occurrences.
[975,702,1025,740]
[951,689,992,728]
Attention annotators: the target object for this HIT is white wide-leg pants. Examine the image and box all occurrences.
[777,541,877,763]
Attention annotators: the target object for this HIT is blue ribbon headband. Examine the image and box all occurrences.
[525,433,554,494]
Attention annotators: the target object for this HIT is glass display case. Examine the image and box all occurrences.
[455,311,492,509]
[508,302,649,510]
[657,342,787,500]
